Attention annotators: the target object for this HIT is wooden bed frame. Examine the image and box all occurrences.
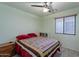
[15,41,61,57]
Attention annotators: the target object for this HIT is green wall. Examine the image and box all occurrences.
[42,7,79,52]
[0,4,41,44]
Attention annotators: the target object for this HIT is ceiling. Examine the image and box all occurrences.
[2,2,79,16]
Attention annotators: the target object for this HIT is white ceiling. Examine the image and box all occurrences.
[2,2,79,16]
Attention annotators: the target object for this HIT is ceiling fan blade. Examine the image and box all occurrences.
[31,5,44,7]
[48,8,57,13]
[50,2,53,4]
[44,2,48,7]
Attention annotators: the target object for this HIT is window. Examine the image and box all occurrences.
[55,15,76,35]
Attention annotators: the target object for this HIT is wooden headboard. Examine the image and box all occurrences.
[39,32,48,37]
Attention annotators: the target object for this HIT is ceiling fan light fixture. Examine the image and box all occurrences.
[43,7,49,12]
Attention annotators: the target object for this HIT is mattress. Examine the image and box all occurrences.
[16,37,60,57]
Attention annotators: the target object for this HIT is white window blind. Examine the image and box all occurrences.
[56,18,63,33]
[64,16,75,34]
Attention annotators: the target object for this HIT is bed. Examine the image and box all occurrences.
[15,33,61,57]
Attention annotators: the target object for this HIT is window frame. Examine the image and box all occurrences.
[55,14,76,35]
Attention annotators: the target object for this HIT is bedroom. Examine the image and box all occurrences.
[0,2,79,57]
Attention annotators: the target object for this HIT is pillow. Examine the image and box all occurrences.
[27,33,37,38]
[16,34,29,40]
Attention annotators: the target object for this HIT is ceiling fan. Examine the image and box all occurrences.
[31,2,57,13]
